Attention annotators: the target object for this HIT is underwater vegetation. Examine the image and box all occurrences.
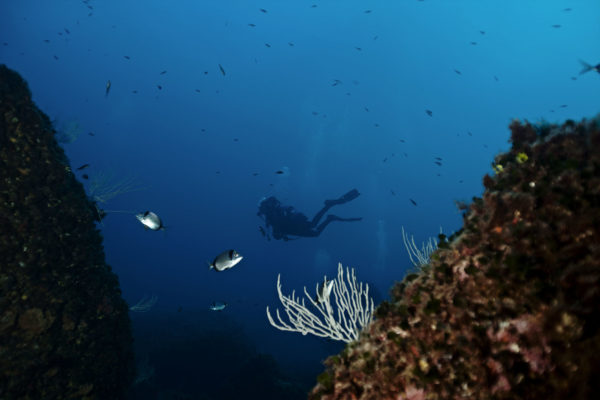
[0,65,135,398]
[310,115,600,399]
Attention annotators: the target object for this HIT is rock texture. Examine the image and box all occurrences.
[0,65,134,399]
[310,116,600,399]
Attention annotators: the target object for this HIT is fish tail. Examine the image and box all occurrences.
[579,59,593,75]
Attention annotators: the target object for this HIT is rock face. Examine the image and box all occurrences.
[0,65,134,399]
[310,116,600,399]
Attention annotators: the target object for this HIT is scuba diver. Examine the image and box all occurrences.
[257,189,362,241]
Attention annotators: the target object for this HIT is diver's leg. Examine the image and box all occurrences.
[314,214,362,236]
[312,189,361,227]
[324,189,360,207]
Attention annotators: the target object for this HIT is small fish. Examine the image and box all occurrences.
[315,278,334,304]
[390,190,396,196]
[157,85,162,90]
[195,89,201,93]
[552,24,561,28]
[559,104,568,108]
[563,8,572,12]
[288,42,294,46]
[434,161,442,166]
[312,111,319,115]
[364,10,372,14]
[479,30,486,35]
[136,211,165,231]
[160,70,167,75]
[76,163,90,170]
[209,301,227,311]
[355,47,362,51]
[259,8,267,13]
[64,28,70,34]
[204,71,209,75]
[124,55,130,59]
[248,23,256,27]
[364,107,369,112]
[218,64,226,76]
[88,132,95,136]
[454,69,462,75]
[470,41,477,45]
[467,131,473,136]
[82,174,89,180]
[434,157,442,161]
[132,90,138,94]
[53,55,59,60]
[374,123,379,127]
[373,35,378,40]
[579,60,600,75]
[43,39,50,43]
[252,172,259,176]
[331,79,342,86]
[265,43,271,48]
[209,249,243,272]
[425,109,433,117]
[409,198,417,206]
[275,170,285,174]
[311,4,317,8]
[105,80,111,96]
[494,75,499,81]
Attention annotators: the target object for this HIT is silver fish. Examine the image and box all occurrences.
[209,301,227,311]
[135,211,164,231]
[209,249,243,272]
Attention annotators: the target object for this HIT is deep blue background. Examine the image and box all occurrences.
[2,0,599,394]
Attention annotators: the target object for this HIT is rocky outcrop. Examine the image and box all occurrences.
[0,65,134,399]
[310,116,600,399]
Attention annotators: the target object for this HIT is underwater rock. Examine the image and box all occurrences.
[310,115,600,399]
[0,65,134,399]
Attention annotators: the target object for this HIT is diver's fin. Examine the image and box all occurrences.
[325,189,361,206]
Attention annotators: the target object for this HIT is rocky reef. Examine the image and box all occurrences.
[0,65,134,399]
[310,116,600,399]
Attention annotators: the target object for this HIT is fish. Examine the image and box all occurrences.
[364,107,369,112]
[157,85,162,90]
[82,174,89,180]
[454,69,462,75]
[390,190,395,196]
[88,132,95,136]
[331,79,342,86]
[275,170,285,174]
[195,89,201,93]
[494,76,499,81]
[409,199,417,206]
[135,211,165,231]
[579,60,600,75]
[425,109,433,117]
[160,70,167,75]
[53,55,59,60]
[218,64,226,76]
[311,4,317,8]
[288,42,294,46]
[259,8,267,13]
[209,301,227,311]
[434,161,442,166]
[64,28,70,34]
[105,80,111,96]
[552,24,561,28]
[435,157,442,161]
[355,47,362,51]
[559,104,568,108]
[248,23,256,27]
[124,55,130,59]
[76,163,90,170]
[265,43,271,47]
[209,249,243,272]
[364,10,372,14]
[470,41,477,45]
[43,39,50,43]
[315,278,334,304]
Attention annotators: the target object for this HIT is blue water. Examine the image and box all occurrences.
[2,0,599,397]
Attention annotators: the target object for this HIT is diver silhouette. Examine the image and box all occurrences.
[257,189,362,241]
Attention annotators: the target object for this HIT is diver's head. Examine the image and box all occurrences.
[258,196,280,215]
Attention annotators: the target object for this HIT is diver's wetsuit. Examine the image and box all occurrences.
[257,189,362,241]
